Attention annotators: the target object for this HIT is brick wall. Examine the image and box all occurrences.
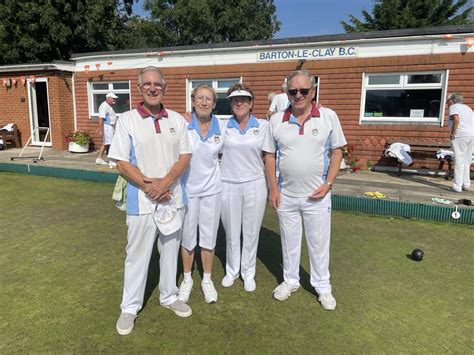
[74,52,474,170]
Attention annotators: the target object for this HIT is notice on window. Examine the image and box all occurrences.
[410,109,424,118]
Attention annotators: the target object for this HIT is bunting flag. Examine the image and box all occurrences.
[21,76,26,86]
[107,61,113,65]
[84,65,90,73]
[95,63,101,70]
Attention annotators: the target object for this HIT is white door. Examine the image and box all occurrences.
[27,78,52,146]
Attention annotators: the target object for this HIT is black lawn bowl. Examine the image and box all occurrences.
[410,249,425,261]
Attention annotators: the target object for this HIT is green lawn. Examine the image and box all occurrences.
[0,172,472,353]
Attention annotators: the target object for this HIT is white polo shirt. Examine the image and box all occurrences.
[181,114,226,197]
[220,115,268,183]
[449,103,474,138]
[263,104,346,197]
[98,100,117,125]
[108,103,191,215]
[269,93,290,113]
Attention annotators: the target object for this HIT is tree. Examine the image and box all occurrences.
[141,0,281,46]
[0,0,136,65]
[341,0,473,32]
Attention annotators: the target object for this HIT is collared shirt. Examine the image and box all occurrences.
[181,114,226,197]
[108,104,191,215]
[220,115,269,182]
[449,103,474,138]
[263,104,346,197]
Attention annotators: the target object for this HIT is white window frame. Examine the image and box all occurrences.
[359,71,448,125]
[87,81,131,118]
[186,77,242,119]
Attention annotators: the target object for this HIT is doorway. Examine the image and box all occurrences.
[27,78,52,146]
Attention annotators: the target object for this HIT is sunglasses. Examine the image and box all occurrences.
[287,88,312,96]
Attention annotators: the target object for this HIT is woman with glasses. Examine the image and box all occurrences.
[220,83,269,292]
[178,84,226,304]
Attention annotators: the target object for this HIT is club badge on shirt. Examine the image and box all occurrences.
[253,129,259,135]
[312,128,319,136]
[214,135,221,144]
[170,127,176,135]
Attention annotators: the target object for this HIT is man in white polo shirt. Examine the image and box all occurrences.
[108,66,192,335]
[263,69,346,310]
[267,82,289,118]
[96,92,118,165]
[446,92,474,192]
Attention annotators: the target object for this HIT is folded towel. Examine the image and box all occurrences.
[385,142,413,165]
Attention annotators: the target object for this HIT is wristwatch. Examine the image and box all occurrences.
[326,181,333,190]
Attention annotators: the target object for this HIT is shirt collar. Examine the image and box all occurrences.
[282,103,320,122]
[227,114,259,134]
[188,113,221,141]
[136,102,168,119]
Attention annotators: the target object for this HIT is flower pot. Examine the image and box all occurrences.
[68,142,89,153]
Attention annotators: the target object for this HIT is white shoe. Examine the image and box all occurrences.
[116,313,136,335]
[162,300,192,317]
[178,279,193,303]
[108,161,117,168]
[318,292,337,310]
[221,275,237,288]
[95,158,108,165]
[272,282,298,301]
[243,278,256,292]
[201,280,218,303]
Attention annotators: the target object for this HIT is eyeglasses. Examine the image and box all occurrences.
[195,96,214,103]
[287,88,312,96]
[140,82,165,91]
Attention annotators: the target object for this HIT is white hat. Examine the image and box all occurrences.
[153,200,182,236]
[227,90,253,99]
[106,92,118,99]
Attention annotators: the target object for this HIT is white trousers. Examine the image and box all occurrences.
[120,210,184,315]
[181,193,222,251]
[452,137,473,190]
[221,178,267,280]
[277,192,332,294]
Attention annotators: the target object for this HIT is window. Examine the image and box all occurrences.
[88,81,131,117]
[187,78,241,118]
[360,72,447,124]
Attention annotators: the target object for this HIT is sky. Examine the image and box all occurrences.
[132,0,375,39]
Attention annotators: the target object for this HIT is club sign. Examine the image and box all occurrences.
[258,47,357,61]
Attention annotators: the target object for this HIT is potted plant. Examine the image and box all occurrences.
[66,130,91,153]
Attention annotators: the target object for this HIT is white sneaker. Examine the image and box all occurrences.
[116,313,136,335]
[162,300,192,318]
[108,161,117,168]
[221,275,237,288]
[272,282,298,301]
[243,278,256,292]
[95,158,108,165]
[201,280,218,303]
[318,293,337,310]
[178,279,193,303]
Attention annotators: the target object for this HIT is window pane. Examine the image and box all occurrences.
[112,82,129,90]
[364,89,442,118]
[407,74,441,84]
[217,79,239,89]
[214,93,232,115]
[92,83,109,90]
[368,75,400,85]
[192,80,212,88]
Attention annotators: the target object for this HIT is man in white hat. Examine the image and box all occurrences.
[96,92,118,165]
[108,66,193,336]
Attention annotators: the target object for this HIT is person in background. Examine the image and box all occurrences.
[263,69,346,310]
[96,92,118,165]
[178,84,226,304]
[220,83,269,292]
[267,82,289,118]
[446,92,474,192]
[108,66,192,336]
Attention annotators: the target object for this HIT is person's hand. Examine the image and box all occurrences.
[157,191,173,202]
[142,177,170,200]
[183,111,192,123]
[309,183,331,200]
[268,189,281,210]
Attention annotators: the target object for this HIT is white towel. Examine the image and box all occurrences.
[0,123,14,132]
[386,142,413,165]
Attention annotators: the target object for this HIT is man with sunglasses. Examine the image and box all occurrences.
[263,69,346,310]
[109,66,193,335]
